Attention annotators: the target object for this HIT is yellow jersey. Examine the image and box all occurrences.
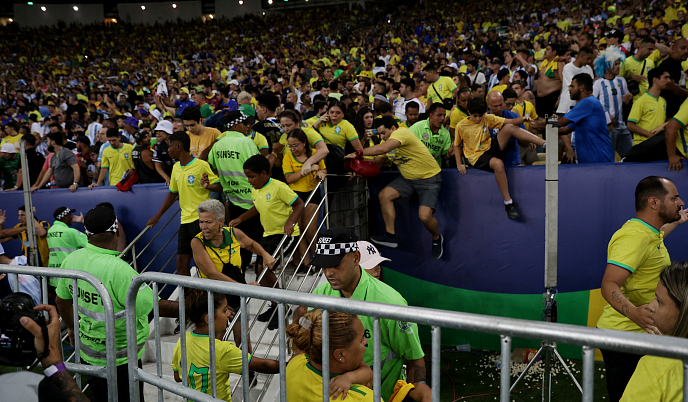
[317,120,359,150]
[171,331,249,402]
[384,128,441,180]
[286,354,376,402]
[427,76,457,104]
[169,158,220,224]
[597,219,671,333]
[251,178,301,237]
[628,92,667,145]
[194,227,242,278]
[669,98,688,156]
[621,356,683,402]
[283,150,326,193]
[278,127,324,156]
[487,84,507,97]
[455,114,505,165]
[449,106,469,129]
[188,127,222,158]
[620,56,655,102]
[512,100,538,131]
[0,134,22,152]
[101,143,134,185]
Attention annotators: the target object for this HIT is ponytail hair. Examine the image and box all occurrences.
[286,129,312,158]
[286,309,358,365]
[184,288,227,325]
[660,261,688,338]
[279,109,303,126]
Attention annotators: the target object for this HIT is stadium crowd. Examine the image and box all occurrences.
[2,0,688,400]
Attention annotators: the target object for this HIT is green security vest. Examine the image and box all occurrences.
[208,131,260,210]
[46,221,88,286]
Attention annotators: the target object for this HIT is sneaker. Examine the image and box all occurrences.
[431,235,444,260]
[505,203,520,220]
[267,312,281,331]
[370,234,398,248]
[257,304,277,322]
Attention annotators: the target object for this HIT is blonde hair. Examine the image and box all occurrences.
[286,310,358,365]
[237,91,252,104]
[660,261,688,338]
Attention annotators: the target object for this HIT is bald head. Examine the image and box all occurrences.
[487,90,505,116]
[671,38,688,61]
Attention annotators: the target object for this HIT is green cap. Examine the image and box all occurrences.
[239,104,255,117]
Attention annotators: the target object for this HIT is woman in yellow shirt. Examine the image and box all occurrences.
[312,101,363,152]
[283,130,326,267]
[621,261,688,401]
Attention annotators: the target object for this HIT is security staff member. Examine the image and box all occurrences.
[597,176,686,402]
[408,103,452,167]
[56,206,180,402]
[293,228,427,401]
[47,207,87,288]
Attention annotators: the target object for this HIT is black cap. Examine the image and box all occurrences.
[76,135,90,146]
[84,206,117,236]
[53,207,76,220]
[310,228,360,268]
[223,110,250,127]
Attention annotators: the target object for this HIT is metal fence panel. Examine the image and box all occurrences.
[1,265,119,402]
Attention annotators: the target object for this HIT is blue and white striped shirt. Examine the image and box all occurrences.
[592,77,628,127]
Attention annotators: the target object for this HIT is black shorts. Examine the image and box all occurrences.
[256,234,297,269]
[296,189,323,206]
[178,220,201,256]
[471,137,513,173]
[227,202,263,271]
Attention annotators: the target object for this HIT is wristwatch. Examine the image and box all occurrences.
[72,182,78,186]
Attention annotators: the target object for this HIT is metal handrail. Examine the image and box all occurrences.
[118,207,181,261]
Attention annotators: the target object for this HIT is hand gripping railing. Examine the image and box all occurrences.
[126,271,688,402]
[2,265,119,402]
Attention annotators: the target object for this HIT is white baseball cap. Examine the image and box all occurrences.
[358,241,391,270]
[154,120,174,135]
[1,143,17,154]
[447,62,459,70]
[228,79,240,86]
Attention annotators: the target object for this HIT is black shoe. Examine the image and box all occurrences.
[257,304,277,322]
[267,311,281,331]
[248,371,257,388]
[505,203,520,220]
[431,235,444,260]
[370,234,398,248]
[174,318,180,334]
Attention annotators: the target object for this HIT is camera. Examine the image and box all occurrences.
[0,292,47,367]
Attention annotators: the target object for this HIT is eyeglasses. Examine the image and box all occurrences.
[287,144,301,149]
[505,102,515,107]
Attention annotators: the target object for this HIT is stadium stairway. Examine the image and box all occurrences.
[140,267,326,402]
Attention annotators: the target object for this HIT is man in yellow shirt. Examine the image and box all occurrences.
[344,116,444,260]
[449,88,472,140]
[0,121,22,152]
[620,37,657,102]
[146,132,220,277]
[453,97,544,220]
[627,68,670,146]
[181,105,222,160]
[89,128,134,188]
[597,176,686,402]
[423,63,457,109]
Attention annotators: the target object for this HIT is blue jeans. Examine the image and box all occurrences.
[610,125,633,158]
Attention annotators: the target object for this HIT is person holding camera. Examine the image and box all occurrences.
[0,296,89,402]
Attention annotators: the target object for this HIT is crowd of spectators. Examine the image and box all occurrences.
[2,0,688,400]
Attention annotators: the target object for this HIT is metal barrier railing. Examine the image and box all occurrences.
[126,271,688,402]
[1,265,119,402]
[118,207,182,274]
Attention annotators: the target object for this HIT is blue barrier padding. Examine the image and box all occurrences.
[0,184,180,275]
[367,162,688,294]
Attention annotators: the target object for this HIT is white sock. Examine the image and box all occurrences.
[504,199,513,205]
[542,141,546,148]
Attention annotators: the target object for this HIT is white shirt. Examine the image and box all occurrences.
[468,71,486,86]
[393,98,425,122]
[557,63,594,114]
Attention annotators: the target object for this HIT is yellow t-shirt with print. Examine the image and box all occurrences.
[188,127,222,158]
[317,120,359,149]
[101,143,134,185]
[512,100,538,131]
[621,356,683,402]
[169,158,220,224]
[194,227,242,279]
[286,354,375,402]
[487,84,507,97]
[455,114,505,165]
[669,97,688,156]
[620,56,656,101]
[597,219,671,333]
[172,331,248,402]
[449,106,469,129]
[384,128,441,180]
[283,149,326,193]
[0,134,22,152]
[278,127,324,155]
[627,92,667,145]
[427,76,457,104]
[251,178,301,237]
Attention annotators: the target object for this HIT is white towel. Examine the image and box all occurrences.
[157,77,168,97]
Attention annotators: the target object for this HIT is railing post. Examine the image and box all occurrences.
[324,178,330,229]
[500,335,511,402]
[431,326,440,401]
[153,282,164,402]
[179,286,188,400]
[373,317,381,402]
[684,361,688,402]
[208,291,217,398]
[582,346,594,402]
[322,310,330,402]
[278,303,287,402]
[241,296,250,402]
[72,279,81,389]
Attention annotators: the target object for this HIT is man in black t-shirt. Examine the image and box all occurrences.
[659,38,688,119]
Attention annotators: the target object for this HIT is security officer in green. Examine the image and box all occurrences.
[207,110,263,270]
[294,228,428,400]
[409,103,452,167]
[47,207,87,288]
[55,206,179,402]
